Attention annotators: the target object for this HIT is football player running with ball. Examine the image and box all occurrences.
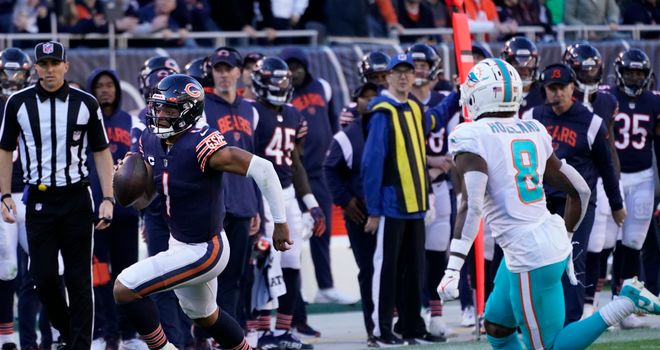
[112,74,290,350]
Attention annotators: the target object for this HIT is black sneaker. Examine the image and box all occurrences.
[366,335,380,348]
[1,343,17,350]
[294,323,321,337]
[374,335,407,348]
[275,331,313,350]
[404,332,447,344]
[257,331,280,350]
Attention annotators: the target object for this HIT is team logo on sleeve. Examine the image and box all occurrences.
[184,83,202,98]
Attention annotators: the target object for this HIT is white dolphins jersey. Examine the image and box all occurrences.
[448,117,571,272]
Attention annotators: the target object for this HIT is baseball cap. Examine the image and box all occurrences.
[539,63,576,87]
[387,53,414,71]
[351,82,379,101]
[209,47,242,68]
[34,41,66,63]
[244,52,264,66]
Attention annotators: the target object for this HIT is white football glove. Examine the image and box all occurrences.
[437,269,460,301]
[425,193,436,226]
[301,212,314,241]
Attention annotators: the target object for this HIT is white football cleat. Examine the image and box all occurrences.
[619,277,660,315]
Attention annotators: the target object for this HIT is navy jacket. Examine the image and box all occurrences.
[204,93,259,217]
[324,119,365,207]
[526,102,623,210]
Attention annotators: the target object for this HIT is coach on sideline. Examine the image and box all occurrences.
[0,41,115,350]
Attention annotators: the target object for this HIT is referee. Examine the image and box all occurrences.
[0,41,115,350]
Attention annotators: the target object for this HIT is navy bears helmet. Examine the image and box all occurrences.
[563,43,603,92]
[251,56,294,106]
[614,48,653,98]
[146,74,204,139]
[138,56,181,100]
[500,37,539,87]
[0,48,32,97]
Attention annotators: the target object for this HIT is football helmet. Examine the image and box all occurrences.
[500,37,539,87]
[244,52,264,66]
[251,56,293,106]
[0,48,32,97]
[184,57,212,88]
[358,51,391,84]
[406,43,441,86]
[460,58,523,119]
[614,48,653,98]
[563,43,602,92]
[146,74,204,139]
[138,56,181,100]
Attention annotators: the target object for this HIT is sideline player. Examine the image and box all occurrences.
[438,58,660,350]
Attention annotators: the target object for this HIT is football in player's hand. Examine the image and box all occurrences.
[113,153,155,209]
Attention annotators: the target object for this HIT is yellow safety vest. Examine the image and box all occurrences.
[371,99,428,213]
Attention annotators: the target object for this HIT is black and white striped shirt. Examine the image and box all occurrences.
[0,81,109,187]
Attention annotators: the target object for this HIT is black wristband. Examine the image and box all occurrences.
[102,196,116,206]
[1,193,11,201]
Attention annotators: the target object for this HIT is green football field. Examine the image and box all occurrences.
[388,328,660,349]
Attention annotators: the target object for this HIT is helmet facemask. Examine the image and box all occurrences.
[252,69,293,106]
[0,67,29,96]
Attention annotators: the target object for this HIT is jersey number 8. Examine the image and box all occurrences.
[511,139,543,204]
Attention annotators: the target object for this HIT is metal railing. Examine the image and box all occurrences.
[0,29,319,50]
[4,24,660,50]
[388,24,660,42]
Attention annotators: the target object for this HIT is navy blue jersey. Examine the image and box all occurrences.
[518,83,544,117]
[611,88,660,173]
[422,92,449,154]
[421,91,450,183]
[290,79,334,178]
[529,103,623,210]
[574,90,618,125]
[139,125,228,243]
[130,107,148,153]
[323,118,365,207]
[0,98,24,193]
[130,107,164,217]
[252,100,307,189]
[204,93,259,217]
[418,90,447,112]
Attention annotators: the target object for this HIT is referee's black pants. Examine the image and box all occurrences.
[25,185,94,350]
[372,217,426,339]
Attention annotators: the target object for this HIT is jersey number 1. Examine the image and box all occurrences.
[511,139,543,203]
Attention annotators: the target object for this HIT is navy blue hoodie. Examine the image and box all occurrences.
[527,102,623,211]
[204,92,259,217]
[86,68,138,218]
[281,48,338,179]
